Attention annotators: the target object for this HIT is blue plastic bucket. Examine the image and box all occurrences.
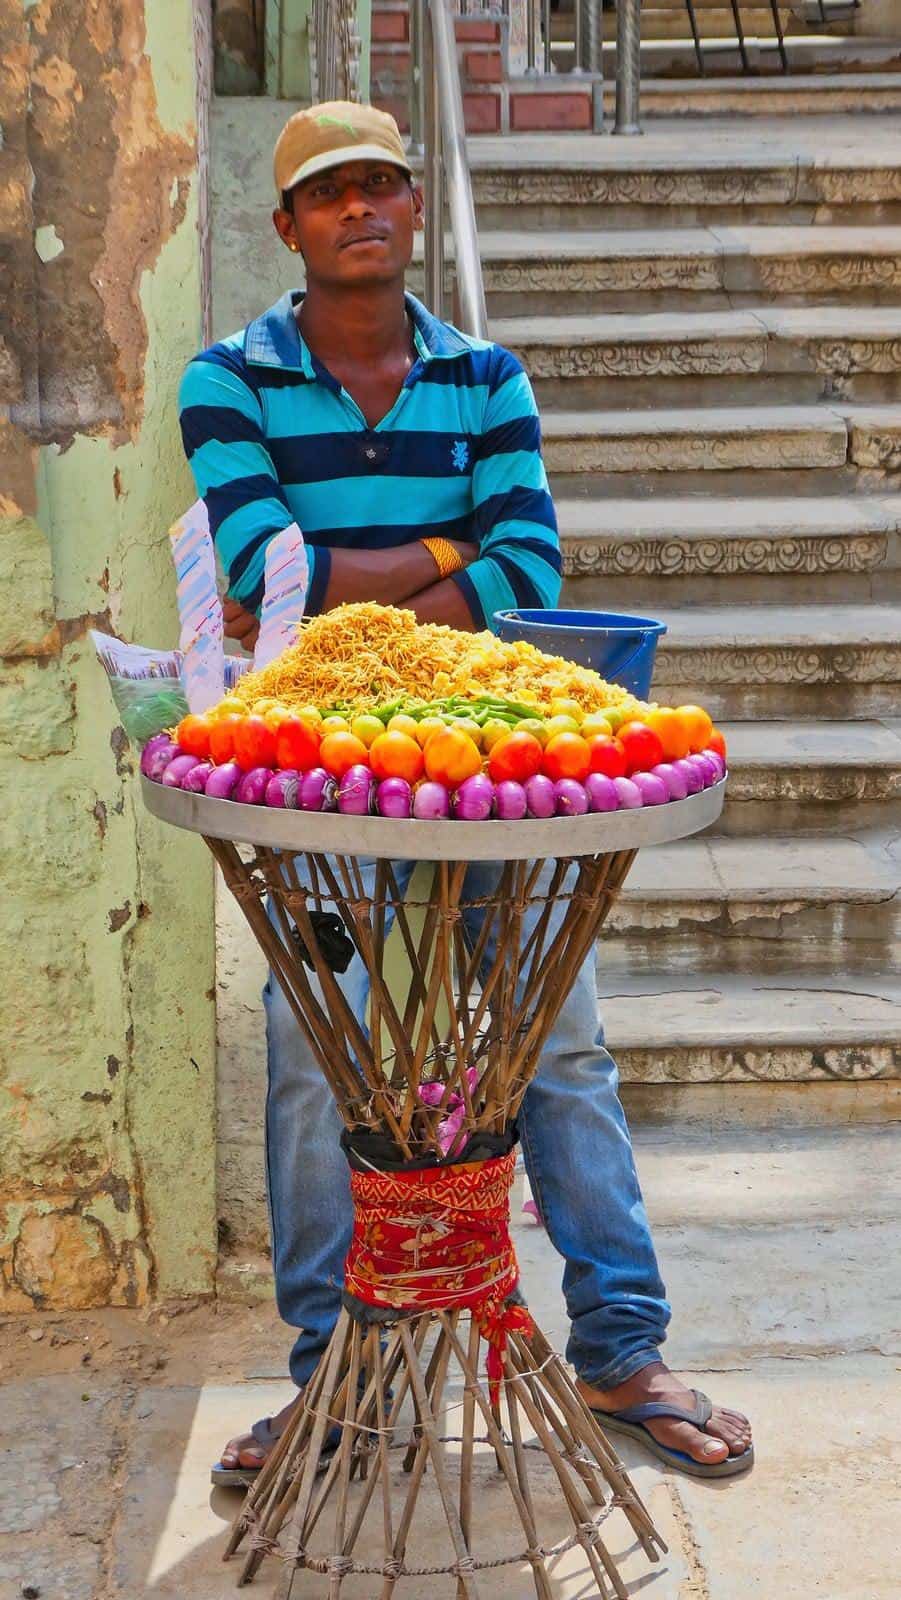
[493,608,667,699]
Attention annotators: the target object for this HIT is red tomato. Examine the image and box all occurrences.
[542,732,591,784]
[587,735,627,780]
[617,721,665,776]
[708,728,727,761]
[208,713,243,765]
[233,715,277,771]
[487,730,543,785]
[175,713,212,760]
[275,717,321,772]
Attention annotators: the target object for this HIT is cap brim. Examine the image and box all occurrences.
[279,144,413,196]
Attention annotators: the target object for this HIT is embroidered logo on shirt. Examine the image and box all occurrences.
[452,440,469,473]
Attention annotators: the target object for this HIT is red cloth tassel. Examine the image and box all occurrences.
[344,1152,533,1402]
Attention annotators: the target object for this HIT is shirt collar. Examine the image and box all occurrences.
[243,289,476,372]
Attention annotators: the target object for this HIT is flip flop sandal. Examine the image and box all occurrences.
[211,1415,340,1489]
[589,1388,754,1479]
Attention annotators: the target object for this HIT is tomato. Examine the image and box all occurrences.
[423,728,482,787]
[487,730,543,785]
[415,716,448,748]
[208,713,243,765]
[542,732,591,783]
[320,731,369,778]
[275,717,321,772]
[175,714,212,760]
[708,728,727,760]
[617,721,665,775]
[676,703,714,755]
[233,714,277,770]
[587,735,627,780]
[370,731,424,784]
[643,706,690,761]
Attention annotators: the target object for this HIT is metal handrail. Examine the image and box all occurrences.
[411,0,488,339]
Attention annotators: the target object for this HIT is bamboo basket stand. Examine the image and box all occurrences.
[141,779,726,1597]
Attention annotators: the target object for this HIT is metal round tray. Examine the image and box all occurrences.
[141,773,725,861]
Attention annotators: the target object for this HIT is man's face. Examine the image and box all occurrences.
[274,159,422,287]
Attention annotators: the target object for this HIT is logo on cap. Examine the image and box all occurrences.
[316,113,359,138]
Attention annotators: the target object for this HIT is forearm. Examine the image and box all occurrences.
[404,577,479,632]
[321,543,444,610]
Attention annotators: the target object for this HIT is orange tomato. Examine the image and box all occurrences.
[176,713,212,760]
[208,713,243,765]
[423,728,482,787]
[542,732,591,784]
[415,716,447,748]
[487,731,543,785]
[644,706,691,762]
[275,717,321,772]
[708,728,727,760]
[320,730,369,778]
[369,731,424,784]
[675,703,714,755]
[233,714,277,770]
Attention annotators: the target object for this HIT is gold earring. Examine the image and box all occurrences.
[289,241,299,253]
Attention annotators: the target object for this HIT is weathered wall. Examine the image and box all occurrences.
[0,0,217,1308]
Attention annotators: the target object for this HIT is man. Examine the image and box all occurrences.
[180,102,752,1482]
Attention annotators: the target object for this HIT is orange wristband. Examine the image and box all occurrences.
[422,536,465,581]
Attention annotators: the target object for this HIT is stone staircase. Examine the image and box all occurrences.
[448,120,901,1120]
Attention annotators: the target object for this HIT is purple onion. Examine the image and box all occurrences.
[585,772,619,813]
[632,771,669,806]
[524,773,556,820]
[613,776,644,809]
[162,753,206,789]
[265,770,300,809]
[235,766,272,805]
[554,778,589,817]
[672,757,704,796]
[140,732,175,775]
[338,763,376,816]
[651,762,688,802]
[142,740,180,782]
[182,760,214,794]
[685,752,718,788]
[703,750,727,783]
[494,779,527,822]
[205,761,242,800]
[377,777,413,819]
[412,780,450,821]
[453,773,495,822]
[300,767,337,812]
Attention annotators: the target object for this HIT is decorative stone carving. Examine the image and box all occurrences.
[756,256,901,294]
[814,339,901,375]
[850,429,901,469]
[484,257,722,294]
[560,533,887,577]
[473,168,794,208]
[811,168,901,205]
[653,645,901,686]
[724,770,900,803]
[617,1041,900,1084]
[546,431,843,473]
[512,339,765,378]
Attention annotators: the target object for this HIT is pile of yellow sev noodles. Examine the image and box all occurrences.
[234,602,638,715]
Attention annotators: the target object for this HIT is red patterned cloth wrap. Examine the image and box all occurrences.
[345,1152,534,1404]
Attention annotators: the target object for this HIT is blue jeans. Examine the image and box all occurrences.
[264,857,670,1391]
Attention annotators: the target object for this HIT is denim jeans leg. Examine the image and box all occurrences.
[462,859,670,1390]
[263,855,414,1388]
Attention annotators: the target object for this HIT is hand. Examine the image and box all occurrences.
[222,597,260,651]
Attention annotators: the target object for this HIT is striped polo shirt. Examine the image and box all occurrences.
[178,290,561,628]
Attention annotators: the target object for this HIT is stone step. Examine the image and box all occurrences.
[468,123,901,229]
[710,718,901,833]
[629,69,901,115]
[492,306,901,407]
[562,32,901,78]
[651,602,901,717]
[428,225,901,314]
[558,492,901,606]
[600,970,901,1088]
[605,831,900,974]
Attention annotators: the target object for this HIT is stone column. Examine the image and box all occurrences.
[0,0,217,1309]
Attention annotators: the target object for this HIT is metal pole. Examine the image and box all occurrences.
[430,0,488,337]
[410,0,426,155]
[526,0,539,73]
[542,0,551,72]
[424,5,445,319]
[578,0,602,75]
[613,0,642,135]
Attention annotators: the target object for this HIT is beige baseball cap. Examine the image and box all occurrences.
[274,101,413,199]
